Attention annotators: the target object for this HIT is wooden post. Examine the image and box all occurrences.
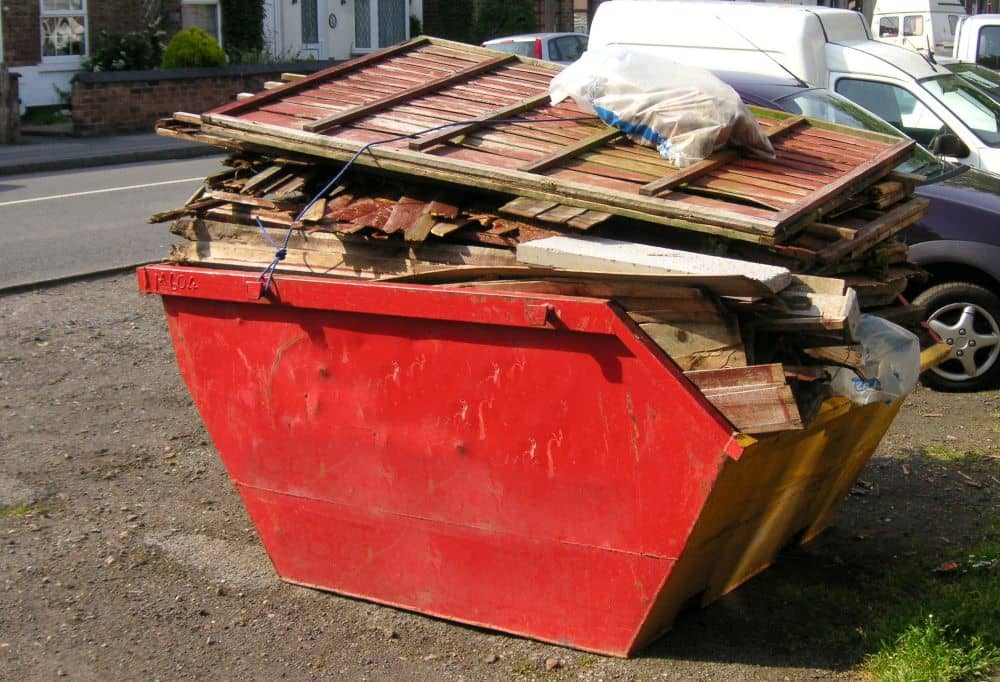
[0,64,20,145]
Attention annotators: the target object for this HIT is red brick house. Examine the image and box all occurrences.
[1,1,178,111]
[2,1,586,114]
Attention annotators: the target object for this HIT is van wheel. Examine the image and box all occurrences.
[914,282,1000,392]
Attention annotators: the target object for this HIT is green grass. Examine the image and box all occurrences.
[864,532,1000,682]
[0,503,49,517]
[765,518,999,681]
[865,615,998,682]
[860,524,1000,681]
[923,444,990,466]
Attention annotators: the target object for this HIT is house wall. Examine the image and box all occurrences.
[3,1,42,67]
[6,0,149,112]
[269,0,422,61]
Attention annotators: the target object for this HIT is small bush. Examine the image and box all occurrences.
[161,27,226,69]
[474,0,536,44]
[84,20,165,72]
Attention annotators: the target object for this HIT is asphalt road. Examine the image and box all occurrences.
[0,156,225,290]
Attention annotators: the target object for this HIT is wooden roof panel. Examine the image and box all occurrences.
[198,36,916,245]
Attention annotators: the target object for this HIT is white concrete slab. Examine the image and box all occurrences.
[516,235,792,293]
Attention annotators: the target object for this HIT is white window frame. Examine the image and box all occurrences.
[354,0,410,54]
[40,0,88,64]
[181,0,223,47]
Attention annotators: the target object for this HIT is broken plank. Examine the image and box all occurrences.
[685,364,786,392]
[170,217,518,267]
[566,210,613,230]
[637,319,747,371]
[802,345,865,370]
[815,197,930,263]
[698,384,803,434]
[498,197,560,219]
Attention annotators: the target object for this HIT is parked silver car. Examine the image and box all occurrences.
[481,32,588,64]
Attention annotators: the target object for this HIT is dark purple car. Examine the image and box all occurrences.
[720,71,1000,392]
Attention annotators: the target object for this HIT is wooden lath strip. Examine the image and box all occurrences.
[638,116,808,198]
[519,127,624,173]
[210,37,431,117]
[407,93,553,150]
[304,54,517,133]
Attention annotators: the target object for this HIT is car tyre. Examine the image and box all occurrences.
[914,281,1000,392]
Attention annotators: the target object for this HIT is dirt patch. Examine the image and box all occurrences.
[1,273,997,680]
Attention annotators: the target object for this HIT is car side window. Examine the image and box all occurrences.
[835,78,948,148]
[903,15,924,37]
[879,16,899,37]
[548,38,562,61]
[553,35,584,61]
[978,26,1000,70]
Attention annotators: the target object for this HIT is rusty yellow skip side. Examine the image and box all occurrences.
[632,396,903,650]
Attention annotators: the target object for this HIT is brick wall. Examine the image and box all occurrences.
[90,1,147,37]
[70,61,334,136]
[3,1,42,66]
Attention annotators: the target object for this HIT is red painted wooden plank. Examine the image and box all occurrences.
[429,144,531,170]
[556,157,661,183]
[543,167,645,194]
[705,169,814,196]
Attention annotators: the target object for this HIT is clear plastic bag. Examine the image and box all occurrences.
[827,314,921,406]
[549,46,775,167]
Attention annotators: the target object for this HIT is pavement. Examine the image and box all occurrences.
[0,125,221,176]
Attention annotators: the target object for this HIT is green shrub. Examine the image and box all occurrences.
[425,0,474,43]
[221,0,264,62]
[84,19,165,72]
[160,27,226,69]
[473,0,536,44]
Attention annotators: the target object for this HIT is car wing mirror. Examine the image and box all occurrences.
[932,132,969,158]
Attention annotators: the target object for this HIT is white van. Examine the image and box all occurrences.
[951,13,1000,69]
[871,0,967,56]
[587,1,1000,174]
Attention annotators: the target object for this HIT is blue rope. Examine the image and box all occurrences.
[253,113,599,290]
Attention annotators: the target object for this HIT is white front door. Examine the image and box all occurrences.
[299,0,328,59]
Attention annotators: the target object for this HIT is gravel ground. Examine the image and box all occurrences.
[1,273,997,681]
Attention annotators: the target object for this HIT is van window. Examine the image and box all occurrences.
[836,79,947,148]
[977,26,1000,70]
[903,15,924,37]
[879,16,900,38]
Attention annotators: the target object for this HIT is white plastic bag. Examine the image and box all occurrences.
[827,314,921,406]
[549,46,775,167]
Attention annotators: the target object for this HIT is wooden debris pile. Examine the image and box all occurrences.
[149,36,934,436]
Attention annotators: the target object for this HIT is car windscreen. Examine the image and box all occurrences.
[920,73,1000,147]
[774,88,948,177]
[945,63,1000,101]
